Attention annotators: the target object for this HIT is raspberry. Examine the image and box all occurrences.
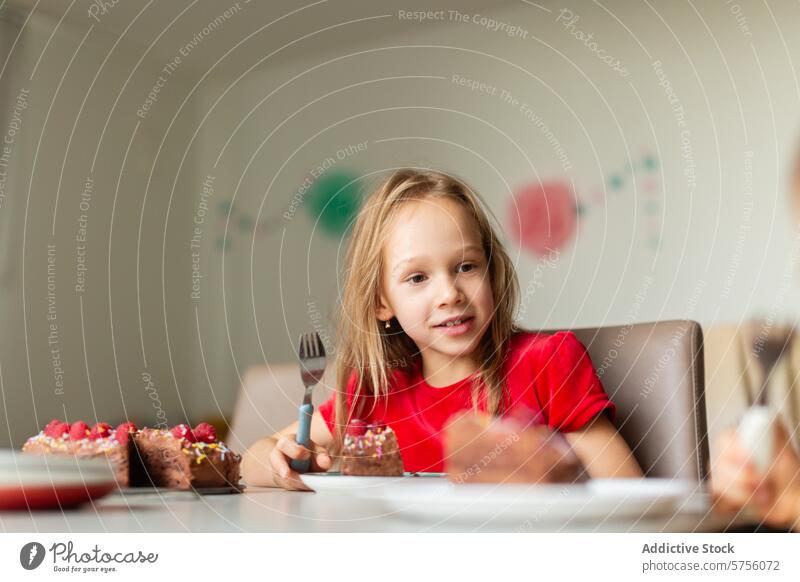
[69,421,91,440]
[170,423,196,443]
[346,419,367,436]
[44,419,70,439]
[367,419,387,433]
[193,422,217,443]
[114,422,138,444]
[89,422,112,440]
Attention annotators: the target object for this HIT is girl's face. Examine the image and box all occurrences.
[377,197,495,370]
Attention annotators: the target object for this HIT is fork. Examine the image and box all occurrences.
[289,332,326,473]
[750,323,794,406]
[739,321,795,472]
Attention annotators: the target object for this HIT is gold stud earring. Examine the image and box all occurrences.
[385,319,391,329]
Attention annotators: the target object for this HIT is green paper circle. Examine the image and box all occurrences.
[608,174,623,190]
[306,170,362,236]
[238,214,254,233]
[217,199,233,215]
[642,155,658,172]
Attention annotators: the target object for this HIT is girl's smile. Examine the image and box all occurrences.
[433,315,475,335]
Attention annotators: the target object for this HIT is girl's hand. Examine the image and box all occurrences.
[711,421,800,530]
[269,434,332,491]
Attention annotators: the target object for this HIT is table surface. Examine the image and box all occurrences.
[0,487,739,533]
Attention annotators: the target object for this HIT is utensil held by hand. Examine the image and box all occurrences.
[289,332,326,473]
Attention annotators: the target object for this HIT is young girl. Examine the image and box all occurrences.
[242,169,642,490]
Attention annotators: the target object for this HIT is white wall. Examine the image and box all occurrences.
[4,1,800,446]
[0,8,201,447]
[190,0,800,409]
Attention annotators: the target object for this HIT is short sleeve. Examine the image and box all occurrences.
[318,370,378,434]
[318,394,337,434]
[530,331,616,432]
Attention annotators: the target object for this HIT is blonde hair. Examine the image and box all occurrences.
[331,169,521,449]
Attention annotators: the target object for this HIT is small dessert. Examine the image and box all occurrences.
[340,420,404,476]
[130,424,241,489]
[23,420,134,486]
[444,410,586,484]
[23,419,241,490]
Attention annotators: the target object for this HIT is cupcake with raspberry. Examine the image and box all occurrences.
[340,419,404,476]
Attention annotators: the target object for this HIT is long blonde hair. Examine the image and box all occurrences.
[332,169,521,449]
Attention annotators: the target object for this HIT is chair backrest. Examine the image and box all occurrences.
[561,320,708,482]
[228,363,335,455]
[230,320,709,481]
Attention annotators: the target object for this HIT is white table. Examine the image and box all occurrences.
[0,487,736,533]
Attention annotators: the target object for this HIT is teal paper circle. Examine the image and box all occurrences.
[306,170,362,236]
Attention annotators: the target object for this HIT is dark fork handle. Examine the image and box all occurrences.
[290,403,314,473]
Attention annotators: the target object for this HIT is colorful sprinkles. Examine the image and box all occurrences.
[343,426,394,459]
[24,421,236,466]
[142,428,235,464]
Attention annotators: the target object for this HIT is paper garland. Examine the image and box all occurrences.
[508,180,577,257]
[214,169,364,251]
[509,153,661,259]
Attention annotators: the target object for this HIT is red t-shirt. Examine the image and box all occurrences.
[318,331,615,473]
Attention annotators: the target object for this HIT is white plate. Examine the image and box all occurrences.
[300,472,448,496]
[0,449,119,510]
[369,478,701,524]
[0,449,117,486]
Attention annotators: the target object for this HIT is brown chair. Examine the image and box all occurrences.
[232,320,709,482]
[560,320,708,482]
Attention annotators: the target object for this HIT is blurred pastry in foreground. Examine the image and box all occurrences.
[444,409,586,484]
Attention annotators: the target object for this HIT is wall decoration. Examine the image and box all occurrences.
[509,152,661,258]
[508,180,578,257]
[605,153,658,194]
[213,169,364,251]
[593,152,663,251]
[305,169,362,237]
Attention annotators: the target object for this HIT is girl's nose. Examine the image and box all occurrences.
[438,276,464,306]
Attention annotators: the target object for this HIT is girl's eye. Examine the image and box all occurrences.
[458,263,476,273]
[407,274,426,285]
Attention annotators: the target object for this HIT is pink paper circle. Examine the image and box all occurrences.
[509,181,577,256]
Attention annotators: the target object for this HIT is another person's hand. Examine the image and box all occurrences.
[710,420,800,530]
[269,434,332,491]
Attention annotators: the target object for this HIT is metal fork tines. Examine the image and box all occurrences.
[298,332,326,402]
[749,321,795,406]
